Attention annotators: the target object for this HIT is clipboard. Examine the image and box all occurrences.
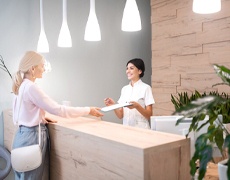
[101,102,132,112]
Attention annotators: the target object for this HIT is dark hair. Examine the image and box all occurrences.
[126,58,145,78]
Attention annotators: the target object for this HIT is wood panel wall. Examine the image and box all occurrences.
[151,0,230,115]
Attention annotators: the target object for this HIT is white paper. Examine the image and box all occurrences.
[101,103,132,112]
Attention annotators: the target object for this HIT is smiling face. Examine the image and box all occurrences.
[126,63,142,82]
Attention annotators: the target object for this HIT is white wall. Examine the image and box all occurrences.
[0,0,151,145]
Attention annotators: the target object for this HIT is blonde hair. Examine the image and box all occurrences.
[12,51,45,95]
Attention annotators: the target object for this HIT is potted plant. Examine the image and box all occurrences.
[0,55,12,79]
[173,64,230,180]
[171,91,230,124]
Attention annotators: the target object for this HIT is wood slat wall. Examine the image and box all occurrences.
[151,0,230,115]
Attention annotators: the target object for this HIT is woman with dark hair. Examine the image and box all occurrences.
[104,58,154,129]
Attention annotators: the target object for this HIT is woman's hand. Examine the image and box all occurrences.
[127,101,139,109]
[128,101,152,120]
[104,98,115,106]
[44,118,58,124]
[89,107,104,117]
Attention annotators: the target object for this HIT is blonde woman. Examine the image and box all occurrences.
[12,51,103,179]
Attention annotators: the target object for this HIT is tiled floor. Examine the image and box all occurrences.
[204,162,219,180]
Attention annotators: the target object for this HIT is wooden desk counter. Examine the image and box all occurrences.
[4,109,190,180]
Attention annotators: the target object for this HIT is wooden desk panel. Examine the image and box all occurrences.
[3,109,190,180]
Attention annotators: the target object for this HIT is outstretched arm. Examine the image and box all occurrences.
[104,98,123,119]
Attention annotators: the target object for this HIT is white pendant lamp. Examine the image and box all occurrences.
[193,0,221,14]
[44,60,52,73]
[122,0,142,32]
[37,0,49,53]
[58,0,72,47]
[84,0,101,41]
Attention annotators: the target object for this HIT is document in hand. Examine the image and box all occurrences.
[101,103,132,112]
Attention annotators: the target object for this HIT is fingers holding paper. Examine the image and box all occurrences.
[89,107,104,117]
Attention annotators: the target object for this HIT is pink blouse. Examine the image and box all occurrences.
[13,79,90,127]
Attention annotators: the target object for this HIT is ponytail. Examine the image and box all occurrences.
[12,71,23,95]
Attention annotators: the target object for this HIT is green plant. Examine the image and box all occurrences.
[0,55,12,79]
[173,64,230,180]
[171,90,202,110]
[171,91,230,123]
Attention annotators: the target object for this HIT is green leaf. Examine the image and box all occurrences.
[213,64,230,86]
[198,145,213,180]
[174,96,224,121]
[215,128,224,153]
[190,134,213,179]
[190,158,198,176]
[225,135,230,179]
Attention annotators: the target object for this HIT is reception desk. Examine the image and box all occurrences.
[3,109,190,180]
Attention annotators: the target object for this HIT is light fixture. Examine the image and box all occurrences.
[84,0,101,41]
[121,0,142,32]
[37,0,49,53]
[44,60,52,73]
[193,0,221,14]
[58,0,72,47]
